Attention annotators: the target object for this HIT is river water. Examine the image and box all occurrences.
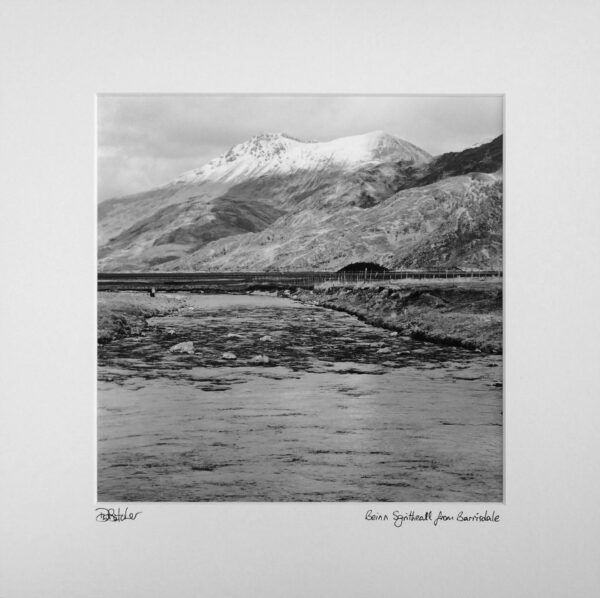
[97,293,502,502]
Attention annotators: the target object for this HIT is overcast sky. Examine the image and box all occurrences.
[97,95,503,201]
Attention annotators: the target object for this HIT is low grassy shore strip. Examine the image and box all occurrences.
[98,293,188,344]
[288,279,502,354]
[97,279,502,354]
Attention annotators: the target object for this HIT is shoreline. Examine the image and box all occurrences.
[97,293,188,344]
[97,279,502,354]
[285,280,502,354]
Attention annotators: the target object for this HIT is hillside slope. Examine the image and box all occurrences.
[165,173,502,271]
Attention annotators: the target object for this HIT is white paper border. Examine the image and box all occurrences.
[2,1,599,596]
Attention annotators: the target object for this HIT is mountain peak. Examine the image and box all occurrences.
[175,130,431,186]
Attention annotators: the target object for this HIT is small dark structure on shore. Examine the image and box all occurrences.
[337,262,389,273]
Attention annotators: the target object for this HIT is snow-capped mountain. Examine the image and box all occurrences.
[98,132,502,272]
[172,131,432,185]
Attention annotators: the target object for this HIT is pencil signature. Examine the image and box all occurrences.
[95,507,142,522]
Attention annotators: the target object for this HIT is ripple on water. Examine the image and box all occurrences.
[98,293,502,502]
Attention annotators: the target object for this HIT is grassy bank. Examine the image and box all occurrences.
[289,279,503,354]
[97,292,188,344]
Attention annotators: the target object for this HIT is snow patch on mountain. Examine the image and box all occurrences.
[173,131,432,186]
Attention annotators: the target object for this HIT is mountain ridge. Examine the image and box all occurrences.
[171,130,432,186]
[98,132,502,272]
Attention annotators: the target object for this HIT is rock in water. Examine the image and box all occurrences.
[250,354,270,364]
[169,341,194,354]
[222,352,237,360]
[377,347,391,354]
[259,335,273,342]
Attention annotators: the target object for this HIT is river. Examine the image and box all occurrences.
[97,293,502,502]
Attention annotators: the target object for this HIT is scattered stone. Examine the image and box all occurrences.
[389,331,398,337]
[226,333,242,338]
[259,335,273,342]
[377,347,391,354]
[166,328,176,336]
[250,354,270,364]
[222,352,237,360]
[169,341,194,354]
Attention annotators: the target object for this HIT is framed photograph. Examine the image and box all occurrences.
[2,1,599,597]
[97,94,504,503]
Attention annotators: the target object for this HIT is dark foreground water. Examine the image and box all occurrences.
[98,293,502,502]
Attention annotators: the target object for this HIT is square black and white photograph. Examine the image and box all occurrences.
[97,94,503,502]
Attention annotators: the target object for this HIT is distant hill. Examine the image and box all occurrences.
[415,135,503,186]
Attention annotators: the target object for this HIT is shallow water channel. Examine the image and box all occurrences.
[98,293,502,502]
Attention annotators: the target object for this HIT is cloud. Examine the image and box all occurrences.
[97,94,503,201]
